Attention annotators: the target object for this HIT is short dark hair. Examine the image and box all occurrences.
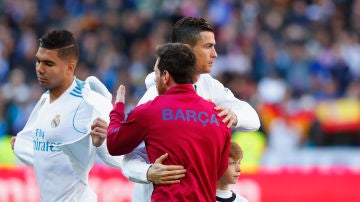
[39,29,79,63]
[172,17,215,47]
[156,43,196,84]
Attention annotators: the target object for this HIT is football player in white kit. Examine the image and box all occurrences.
[91,17,261,202]
[11,29,122,202]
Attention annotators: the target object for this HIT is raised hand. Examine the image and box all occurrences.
[115,85,126,104]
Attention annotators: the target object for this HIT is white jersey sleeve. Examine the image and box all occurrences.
[122,142,151,183]
[13,94,48,166]
[95,139,124,168]
[13,128,34,166]
[60,78,122,175]
[122,142,153,202]
[84,77,123,168]
[58,85,107,182]
[85,76,112,101]
[197,74,260,131]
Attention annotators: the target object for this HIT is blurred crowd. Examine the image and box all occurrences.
[0,0,359,152]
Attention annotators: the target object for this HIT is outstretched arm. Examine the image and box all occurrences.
[85,76,123,167]
[90,118,123,168]
[122,143,153,183]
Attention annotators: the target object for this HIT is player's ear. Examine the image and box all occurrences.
[163,70,170,84]
[67,61,76,73]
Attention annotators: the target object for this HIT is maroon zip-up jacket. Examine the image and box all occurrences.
[107,84,231,202]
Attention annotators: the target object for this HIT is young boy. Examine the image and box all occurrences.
[216,141,249,202]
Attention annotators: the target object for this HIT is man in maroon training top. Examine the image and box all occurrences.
[93,43,231,201]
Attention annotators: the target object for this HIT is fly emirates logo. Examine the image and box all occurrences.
[162,108,219,126]
[33,128,62,152]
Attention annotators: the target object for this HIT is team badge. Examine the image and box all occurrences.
[51,114,61,128]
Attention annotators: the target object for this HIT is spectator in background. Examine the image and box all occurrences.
[0,94,8,138]
[1,68,31,134]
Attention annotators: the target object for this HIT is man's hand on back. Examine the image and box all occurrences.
[147,153,186,185]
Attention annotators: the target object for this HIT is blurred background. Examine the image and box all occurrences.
[0,0,359,201]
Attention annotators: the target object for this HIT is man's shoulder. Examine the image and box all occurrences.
[87,90,110,103]
[199,73,213,80]
[82,90,113,116]
[85,76,112,101]
[197,73,221,86]
[78,77,113,108]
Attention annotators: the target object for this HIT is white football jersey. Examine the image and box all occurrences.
[14,78,120,202]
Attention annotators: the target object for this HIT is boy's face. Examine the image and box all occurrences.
[219,157,242,185]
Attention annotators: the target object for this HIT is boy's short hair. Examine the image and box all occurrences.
[229,141,243,160]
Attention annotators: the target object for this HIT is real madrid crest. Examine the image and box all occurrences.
[51,114,61,128]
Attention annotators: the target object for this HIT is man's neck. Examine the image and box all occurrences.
[49,78,74,103]
[194,74,200,83]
